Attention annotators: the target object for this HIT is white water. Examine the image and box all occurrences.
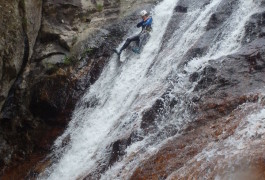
[39,0,262,179]
[184,0,262,73]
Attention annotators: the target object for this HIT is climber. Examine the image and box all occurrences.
[113,10,153,55]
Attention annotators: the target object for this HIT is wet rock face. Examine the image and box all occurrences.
[205,0,236,31]
[161,0,211,50]
[135,54,264,178]
[29,74,72,121]
[0,1,25,110]
[25,0,43,58]
[0,0,42,174]
[131,97,263,179]
[107,137,134,169]
[141,98,165,130]
[131,48,265,180]
[167,0,240,65]
[34,0,136,64]
[242,11,265,44]
[174,6,187,13]
[0,0,42,111]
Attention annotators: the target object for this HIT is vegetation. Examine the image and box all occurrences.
[85,48,94,54]
[80,47,95,59]
[96,4,103,12]
[45,63,59,74]
[63,56,74,65]
[72,36,78,45]
[22,17,27,29]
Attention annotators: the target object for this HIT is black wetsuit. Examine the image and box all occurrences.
[119,16,153,53]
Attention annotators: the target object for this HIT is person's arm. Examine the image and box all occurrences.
[137,20,144,28]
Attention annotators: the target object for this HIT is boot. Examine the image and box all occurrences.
[113,49,121,55]
[132,47,140,54]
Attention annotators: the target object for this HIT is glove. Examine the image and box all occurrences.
[137,22,143,28]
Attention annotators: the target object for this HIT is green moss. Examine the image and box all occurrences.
[85,48,94,54]
[81,47,95,59]
[22,17,27,29]
[63,56,74,65]
[45,63,59,74]
[96,4,103,12]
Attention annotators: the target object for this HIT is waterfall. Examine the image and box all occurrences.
[38,0,263,179]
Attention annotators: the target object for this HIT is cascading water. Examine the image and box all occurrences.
[38,0,263,179]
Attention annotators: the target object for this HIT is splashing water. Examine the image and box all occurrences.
[38,0,262,179]
[184,0,262,73]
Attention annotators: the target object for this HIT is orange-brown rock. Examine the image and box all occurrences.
[132,97,265,179]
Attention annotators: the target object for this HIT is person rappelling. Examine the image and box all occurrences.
[113,10,153,55]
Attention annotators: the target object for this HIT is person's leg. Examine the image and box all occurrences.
[132,32,149,54]
[136,38,140,47]
[120,35,140,52]
[138,32,149,49]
